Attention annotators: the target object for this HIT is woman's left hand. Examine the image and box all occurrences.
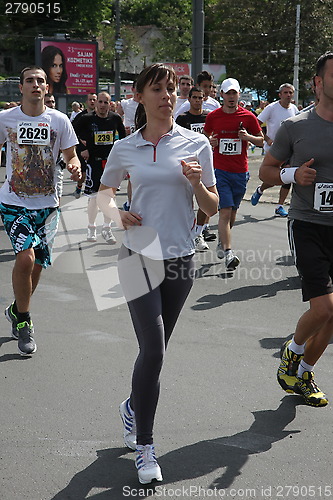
[181,159,202,187]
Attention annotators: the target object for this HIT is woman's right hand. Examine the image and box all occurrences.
[120,210,142,229]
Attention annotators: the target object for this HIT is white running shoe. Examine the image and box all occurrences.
[136,444,163,484]
[119,398,136,450]
[195,234,209,251]
[225,250,240,271]
[101,226,116,244]
[87,225,97,242]
[216,242,225,259]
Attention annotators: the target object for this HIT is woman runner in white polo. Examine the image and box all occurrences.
[98,64,218,484]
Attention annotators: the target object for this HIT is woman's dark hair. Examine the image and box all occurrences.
[135,64,178,130]
[41,45,68,94]
[196,70,213,86]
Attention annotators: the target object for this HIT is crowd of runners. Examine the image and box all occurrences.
[0,50,332,485]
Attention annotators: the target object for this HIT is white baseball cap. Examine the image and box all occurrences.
[220,78,240,93]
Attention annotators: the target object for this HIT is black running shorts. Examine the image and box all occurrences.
[288,219,333,301]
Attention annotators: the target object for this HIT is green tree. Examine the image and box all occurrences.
[121,0,192,62]
[1,0,333,101]
[0,0,110,73]
[205,0,333,100]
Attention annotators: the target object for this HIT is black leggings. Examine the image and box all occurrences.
[118,245,195,445]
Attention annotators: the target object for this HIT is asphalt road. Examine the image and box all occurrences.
[0,160,332,500]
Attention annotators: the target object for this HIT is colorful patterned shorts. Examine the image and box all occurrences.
[0,203,60,268]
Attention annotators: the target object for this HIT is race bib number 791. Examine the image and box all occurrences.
[219,138,241,155]
[17,121,50,145]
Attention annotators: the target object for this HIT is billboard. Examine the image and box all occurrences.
[35,38,98,95]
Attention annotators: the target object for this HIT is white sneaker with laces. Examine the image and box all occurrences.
[101,226,116,244]
[195,234,209,251]
[87,225,97,242]
[136,444,163,484]
[119,398,136,450]
[225,250,240,271]
[216,242,225,259]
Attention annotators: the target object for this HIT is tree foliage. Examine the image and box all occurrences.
[121,0,192,62]
[205,0,333,100]
[0,0,111,69]
[1,0,333,100]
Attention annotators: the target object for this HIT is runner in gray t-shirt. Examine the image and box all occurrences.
[270,107,333,226]
[259,51,333,408]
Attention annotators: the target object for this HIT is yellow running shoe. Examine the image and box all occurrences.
[277,340,303,393]
[295,371,328,407]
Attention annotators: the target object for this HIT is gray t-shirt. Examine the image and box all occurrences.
[270,108,333,226]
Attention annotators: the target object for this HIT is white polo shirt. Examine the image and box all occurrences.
[101,123,216,259]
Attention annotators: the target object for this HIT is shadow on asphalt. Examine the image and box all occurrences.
[260,334,294,359]
[260,331,333,358]
[50,396,302,499]
[208,214,280,232]
[234,214,277,226]
[192,276,300,311]
[0,248,15,263]
[195,263,235,280]
[276,255,294,266]
[0,336,35,361]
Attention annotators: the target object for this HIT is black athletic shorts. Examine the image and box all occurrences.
[84,158,107,195]
[288,219,333,302]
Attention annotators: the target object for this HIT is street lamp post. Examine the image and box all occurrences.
[192,0,204,80]
[101,0,122,101]
[114,0,121,102]
[293,4,301,105]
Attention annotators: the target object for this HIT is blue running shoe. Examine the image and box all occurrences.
[275,205,288,217]
[251,187,262,206]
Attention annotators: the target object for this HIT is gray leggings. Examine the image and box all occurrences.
[118,245,195,445]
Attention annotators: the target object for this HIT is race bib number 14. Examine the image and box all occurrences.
[17,121,50,145]
[314,182,333,212]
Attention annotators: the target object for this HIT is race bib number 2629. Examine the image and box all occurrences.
[17,121,50,145]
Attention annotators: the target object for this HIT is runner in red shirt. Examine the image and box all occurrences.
[204,78,263,270]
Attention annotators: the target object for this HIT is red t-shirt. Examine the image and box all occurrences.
[204,107,262,173]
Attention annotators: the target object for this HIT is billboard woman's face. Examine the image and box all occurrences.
[49,54,63,83]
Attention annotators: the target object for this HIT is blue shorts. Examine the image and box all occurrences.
[215,169,250,210]
[0,203,60,268]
